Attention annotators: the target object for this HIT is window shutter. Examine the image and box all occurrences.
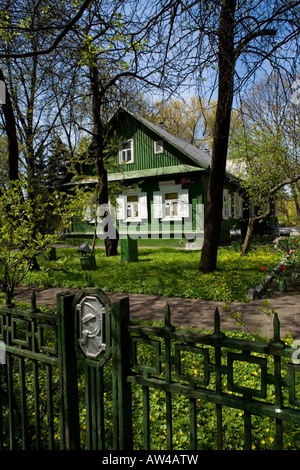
[153,192,162,218]
[178,189,189,217]
[238,196,243,218]
[233,193,243,219]
[222,190,231,220]
[139,193,148,219]
[227,193,232,219]
[222,191,226,219]
[116,195,127,220]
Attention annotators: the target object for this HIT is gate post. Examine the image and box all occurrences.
[112,297,133,450]
[57,292,80,450]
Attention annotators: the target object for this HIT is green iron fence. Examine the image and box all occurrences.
[128,305,300,450]
[0,292,60,449]
[0,288,300,450]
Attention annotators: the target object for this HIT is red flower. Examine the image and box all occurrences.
[261,267,266,271]
[280,265,285,270]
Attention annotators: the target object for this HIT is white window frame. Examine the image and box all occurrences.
[153,184,189,221]
[222,189,232,220]
[154,140,164,154]
[116,191,148,222]
[119,139,134,164]
[126,194,140,220]
[164,192,179,219]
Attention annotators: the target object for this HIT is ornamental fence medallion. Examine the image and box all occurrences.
[77,294,106,358]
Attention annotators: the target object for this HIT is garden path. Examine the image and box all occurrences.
[14,286,300,340]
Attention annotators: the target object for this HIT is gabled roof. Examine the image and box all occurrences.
[113,107,212,171]
[112,108,238,183]
[61,107,239,188]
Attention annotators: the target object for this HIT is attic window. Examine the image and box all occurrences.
[119,139,134,164]
[154,140,164,154]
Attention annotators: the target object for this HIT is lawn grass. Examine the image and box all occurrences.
[22,244,283,303]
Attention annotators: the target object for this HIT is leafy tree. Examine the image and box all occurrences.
[0,132,9,187]
[1,0,299,275]
[0,1,94,269]
[64,1,182,256]
[146,96,217,149]
[0,68,19,181]
[147,0,300,272]
[0,179,73,305]
[0,0,94,60]
[0,1,94,181]
[194,0,300,272]
[228,72,300,255]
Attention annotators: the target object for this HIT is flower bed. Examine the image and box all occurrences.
[259,238,300,299]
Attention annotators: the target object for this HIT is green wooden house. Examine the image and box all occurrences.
[64,107,247,247]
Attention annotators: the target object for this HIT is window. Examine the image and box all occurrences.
[153,185,189,220]
[127,195,139,219]
[233,192,243,219]
[119,139,134,164]
[222,190,232,220]
[116,192,148,221]
[82,204,94,223]
[164,192,178,218]
[154,140,164,154]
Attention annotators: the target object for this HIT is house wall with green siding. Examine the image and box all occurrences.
[112,114,196,173]
[65,173,245,246]
[64,110,248,246]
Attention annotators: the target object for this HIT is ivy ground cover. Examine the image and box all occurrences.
[23,245,282,303]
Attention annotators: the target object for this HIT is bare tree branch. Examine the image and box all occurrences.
[0,0,95,58]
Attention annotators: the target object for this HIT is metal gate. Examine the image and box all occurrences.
[0,288,132,450]
[58,288,132,450]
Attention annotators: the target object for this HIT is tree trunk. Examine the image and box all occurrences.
[0,68,19,181]
[291,183,300,224]
[199,0,237,273]
[240,217,256,257]
[90,65,119,257]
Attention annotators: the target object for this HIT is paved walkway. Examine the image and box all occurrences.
[14,286,300,339]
